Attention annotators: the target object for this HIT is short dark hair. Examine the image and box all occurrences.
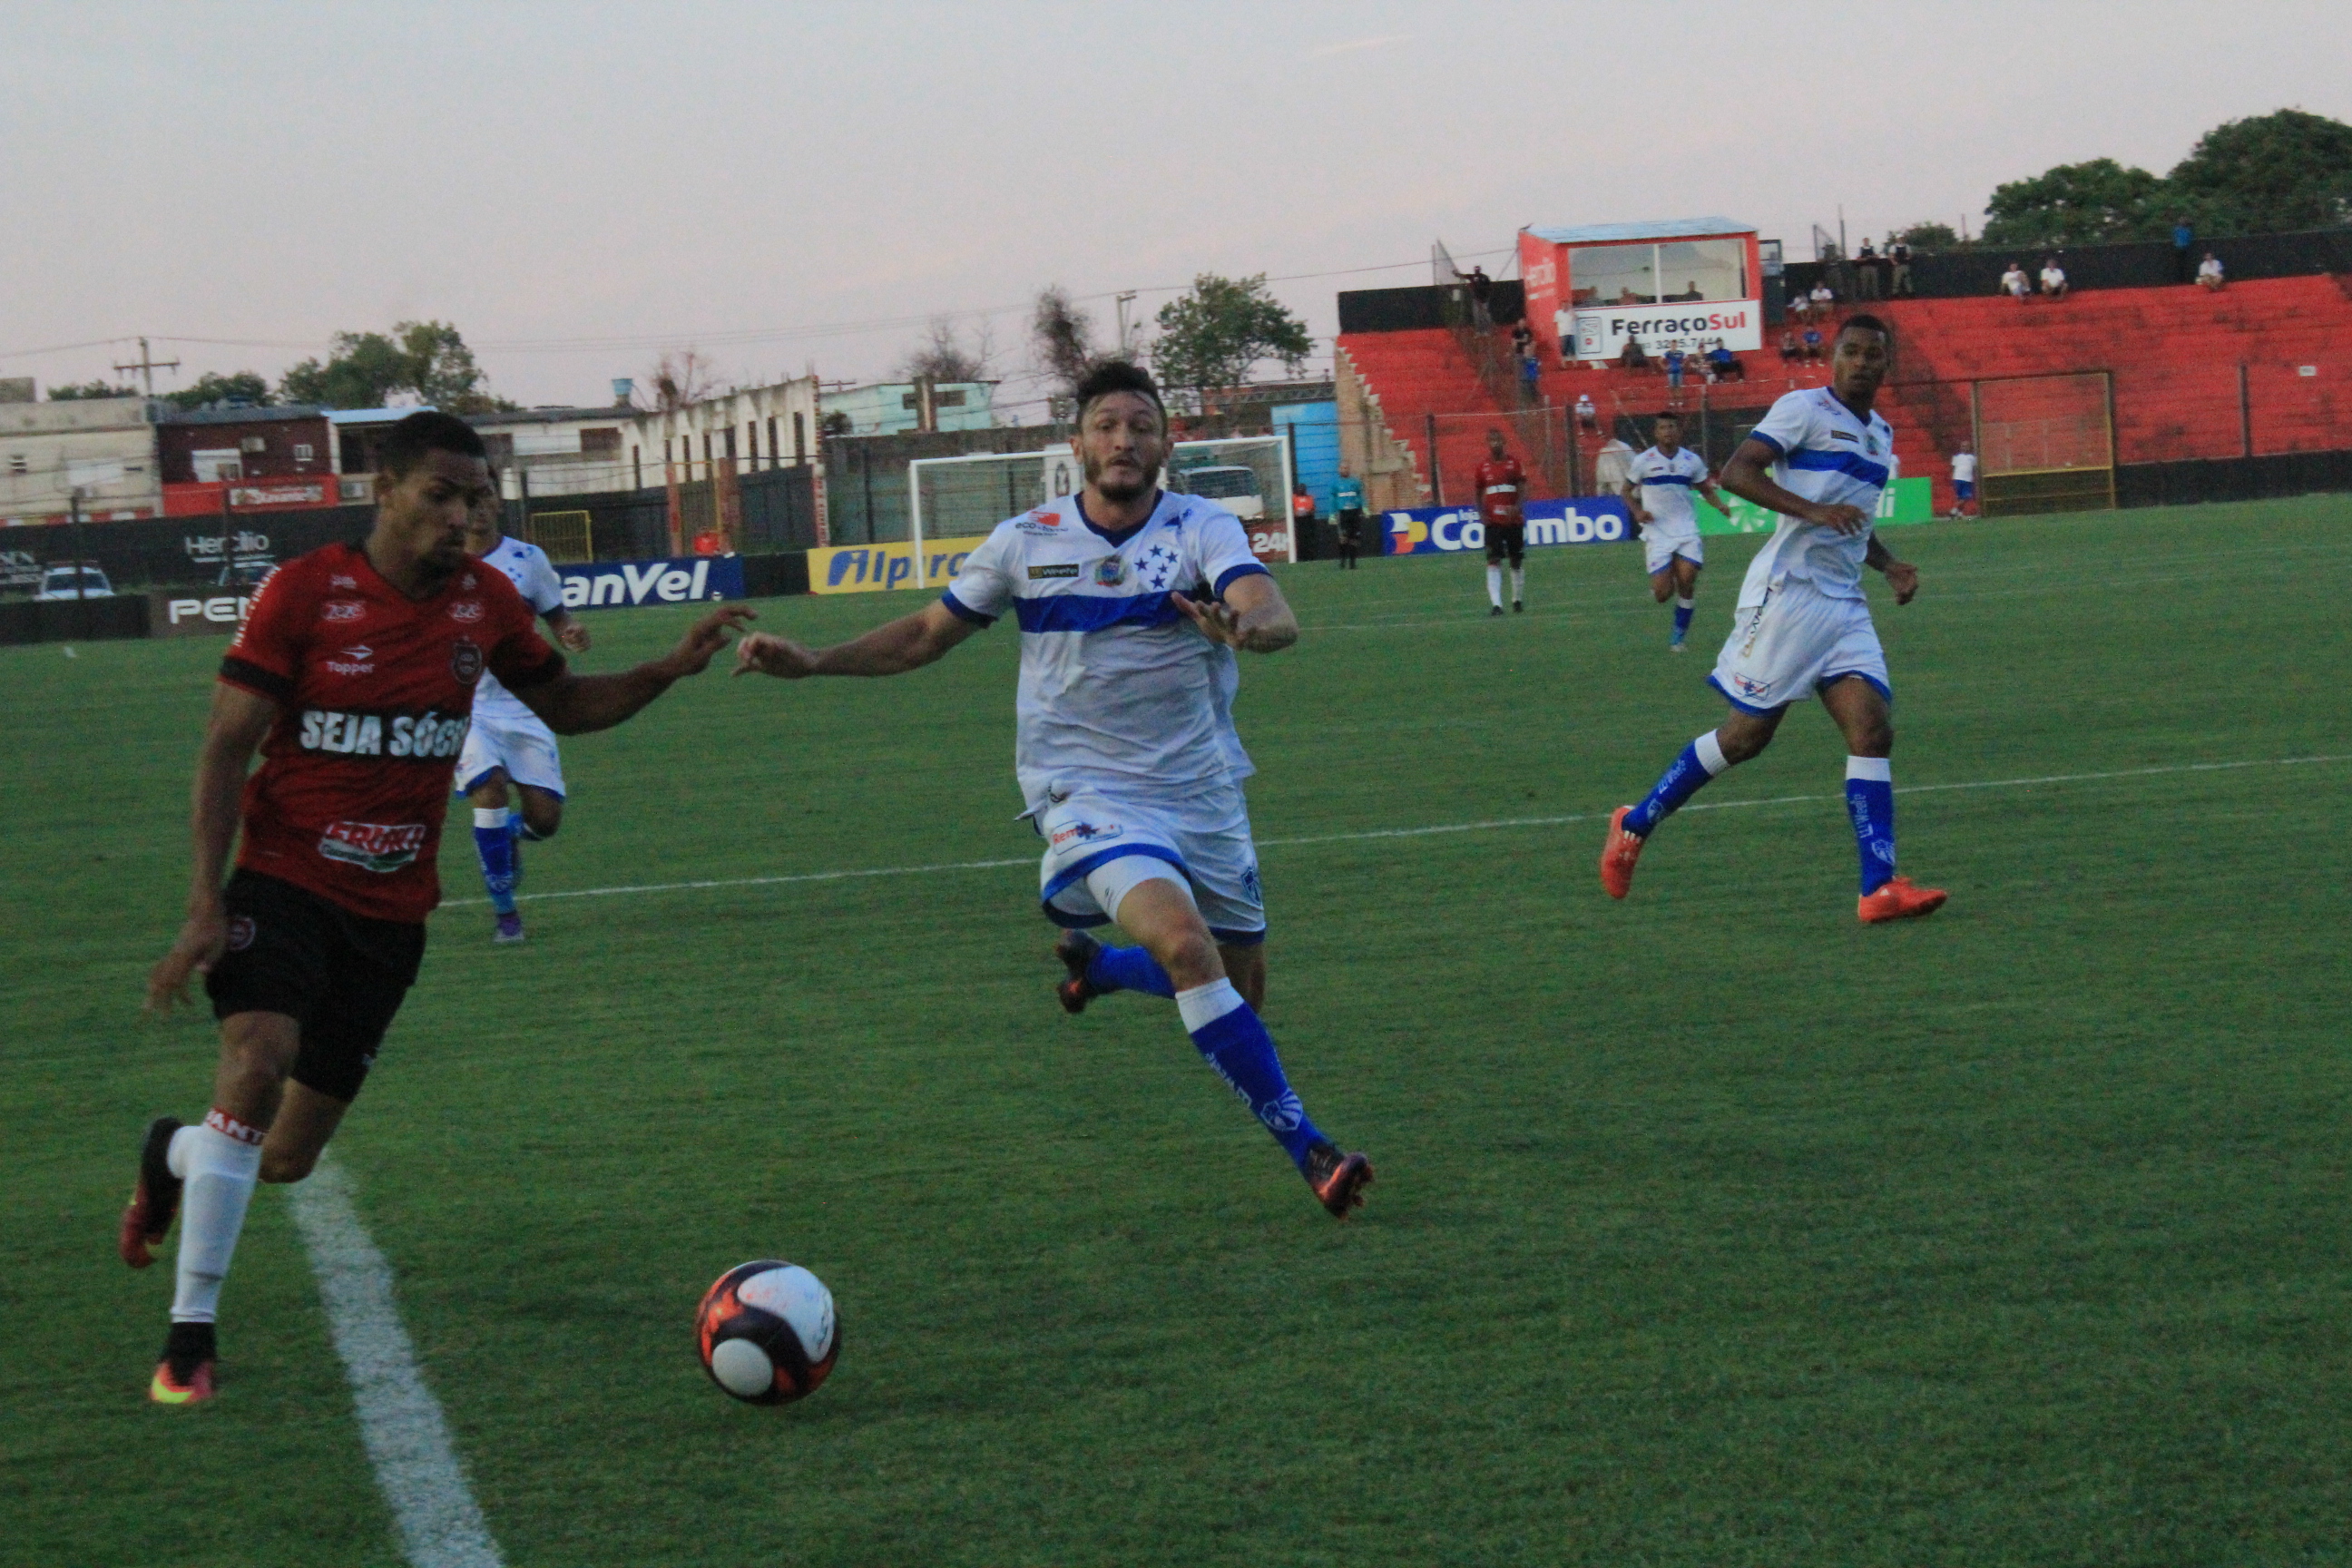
[1654,409,1682,424]
[1072,360,1165,426]
[377,410,487,479]
[1838,313,1893,344]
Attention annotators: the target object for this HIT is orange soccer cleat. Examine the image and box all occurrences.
[1304,1141,1375,1219]
[1599,806,1647,900]
[1857,876,1947,924]
[149,1323,217,1406]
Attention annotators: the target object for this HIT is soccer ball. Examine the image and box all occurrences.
[695,1260,839,1404]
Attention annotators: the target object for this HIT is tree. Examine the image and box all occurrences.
[1030,287,1100,391]
[1150,274,1313,395]
[2166,109,2352,236]
[162,371,273,410]
[47,379,140,400]
[634,348,720,412]
[1889,220,1965,252]
[279,320,513,411]
[1982,158,2167,248]
[897,316,995,384]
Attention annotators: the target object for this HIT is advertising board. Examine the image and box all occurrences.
[148,590,257,637]
[555,555,744,610]
[1696,477,1932,533]
[1566,299,1764,361]
[1383,497,1633,555]
[808,535,988,595]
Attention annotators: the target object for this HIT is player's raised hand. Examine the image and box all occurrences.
[1883,560,1919,604]
[147,902,229,1014]
[1170,593,1246,648]
[661,605,755,677]
[1808,502,1874,536]
[733,630,821,679]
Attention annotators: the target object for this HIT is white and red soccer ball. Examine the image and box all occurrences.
[695,1260,838,1405]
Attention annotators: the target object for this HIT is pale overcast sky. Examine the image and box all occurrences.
[5,0,2347,412]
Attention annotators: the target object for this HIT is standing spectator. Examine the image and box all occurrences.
[1289,480,1316,549]
[1887,236,1914,297]
[1574,392,1599,435]
[2197,251,2227,291]
[1330,464,1366,571]
[1949,443,1977,518]
[1856,237,1881,299]
[2001,261,2032,302]
[1519,348,1542,405]
[1510,320,1534,360]
[2173,217,2196,282]
[2039,257,2069,299]
[1663,344,1686,389]
[1455,264,1494,330]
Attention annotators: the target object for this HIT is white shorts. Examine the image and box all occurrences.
[1034,779,1265,946]
[456,708,566,799]
[1709,575,1889,713]
[1643,526,1703,576]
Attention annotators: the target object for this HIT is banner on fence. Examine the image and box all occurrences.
[149,590,257,637]
[1696,476,1932,534]
[807,535,988,594]
[1569,300,1763,360]
[555,555,744,610]
[1383,497,1632,555]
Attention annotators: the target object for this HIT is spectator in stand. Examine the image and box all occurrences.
[2001,261,2032,302]
[2197,251,2227,291]
[1949,444,1977,518]
[2173,218,2196,282]
[1809,282,1836,315]
[1290,480,1316,544]
[1511,320,1534,360]
[2039,257,2069,299]
[1663,344,1686,389]
[1707,341,1743,381]
[1455,263,1494,329]
[1618,337,1651,373]
[1779,328,1802,362]
[1593,432,1634,495]
[1856,237,1881,299]
[1574,392,1599,434]
[1802,325,1825,360]
[1519,348,1543,405]
[1887,236,1914,297]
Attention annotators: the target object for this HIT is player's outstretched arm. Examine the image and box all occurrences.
[734,600,981,681]
[1720,437,1872,535]
[547,608,591,653]
[519,604,751,735]
[1864,534,1919,604]
[150,683,276,1014]
[1171,573,1298,654]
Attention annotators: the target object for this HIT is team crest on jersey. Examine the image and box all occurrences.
[1093,556,1127,587]
[450,638,483,684]
[321,600,365,622]
[449,600,485,623]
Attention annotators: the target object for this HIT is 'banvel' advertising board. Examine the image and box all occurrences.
[555,555,744,610]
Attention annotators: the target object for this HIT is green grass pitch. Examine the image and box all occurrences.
[5,497,2349,1566]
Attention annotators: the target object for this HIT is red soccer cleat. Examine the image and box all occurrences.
[119,1117,184,1269]
[149,1323,216,1406]
[1053,929,1103,1015]
[1304,1141,1375,1219]
[1857,876,1947,924]
[1599,806,1647,900]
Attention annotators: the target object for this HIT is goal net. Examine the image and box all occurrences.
[1972,371,2115,516]
[909,436,1294,566]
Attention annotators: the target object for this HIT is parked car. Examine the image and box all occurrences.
[33,563,114,601]
[220,556,276,590]
[1176,465,1267,522]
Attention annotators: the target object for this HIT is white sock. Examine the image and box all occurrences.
[1511,566,1525,603]
[172,1110,265,1325]
[1485,564,1503,608]
[1175,978,1246,1032]
[1845,755,1893,782]
[166,1122,199,1179]
[1676,595,1695,611]
[474,806,510,830]
[1694,730,1730,775]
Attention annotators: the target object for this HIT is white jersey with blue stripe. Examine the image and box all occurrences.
[472,535,565,721]
[1740,387,1895,602]
[941,489,1270,811]
[1629,445,1710,534]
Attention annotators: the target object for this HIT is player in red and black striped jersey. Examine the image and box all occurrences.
[122,412,750,1405]
[1475,428,1528,615]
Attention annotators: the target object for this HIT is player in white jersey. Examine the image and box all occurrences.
[1599,317,1948,923]
[1622,411,1728,652]
[734,363,1374,1218]
[456,484,590,942]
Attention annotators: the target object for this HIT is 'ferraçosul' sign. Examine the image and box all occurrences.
[1566,299,1762,360]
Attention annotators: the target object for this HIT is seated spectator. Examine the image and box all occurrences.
[1667,279,1704,302]
[1708,342,1744,381]
[1809,283,1835,314]
[1779,328,1802,361]
[1574,392,1599,433]
[2001,261,2032,301]
[1802,327,1824,360]
[2197,251,2227,291]
[1618,338,1651,372]
[2039,258,2069,299]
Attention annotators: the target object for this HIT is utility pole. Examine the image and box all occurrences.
[1115,292,1139,358]
[113,337,181,397]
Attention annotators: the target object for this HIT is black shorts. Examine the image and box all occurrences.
[1338,508,1365,542]
[1485,522,1526,565]
[205,870,426,1103]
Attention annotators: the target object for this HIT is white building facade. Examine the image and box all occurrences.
[0,396,162,524]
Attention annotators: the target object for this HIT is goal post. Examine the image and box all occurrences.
[1971,371,2116,517]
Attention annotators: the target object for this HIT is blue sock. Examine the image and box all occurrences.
[473,808,517,915]
[1177,981,1324,1170]
[1085,942,1176,998]
[1671,596,1694,640]
[1845,757,1897,894]
[1624,730,1730,838]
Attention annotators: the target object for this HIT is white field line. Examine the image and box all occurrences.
[447,753,2351,909]
[287,1158,505,1568]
